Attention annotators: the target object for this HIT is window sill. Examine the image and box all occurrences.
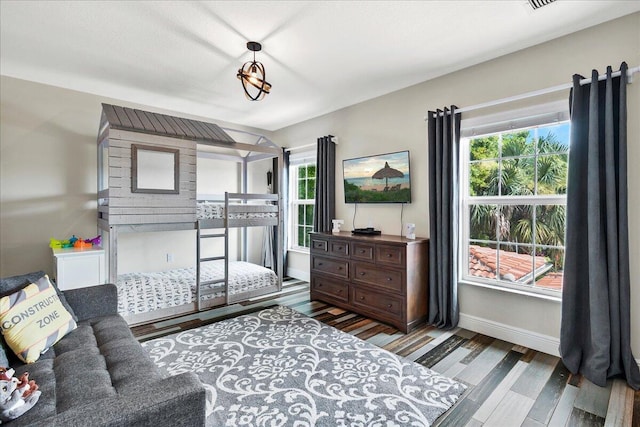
[459,279,562,303]
[288,247,310,255]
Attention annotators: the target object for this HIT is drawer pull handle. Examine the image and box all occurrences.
[318,262,323,266]
[387,254,393,258]
[359,272,366,276]
[337,246,342,250]
[360,249,365,253]
[338,266,343,270]
[387,304,392,308]
[360,296,365,300]
[318,283,323,287]
[387,277,392,281]
[337,289,342,293]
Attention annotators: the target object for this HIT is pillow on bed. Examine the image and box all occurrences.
[0,275,77,363]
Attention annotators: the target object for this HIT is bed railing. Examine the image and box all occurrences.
[195,192,281,310]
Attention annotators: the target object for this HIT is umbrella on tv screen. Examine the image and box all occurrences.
[343,150,411,203]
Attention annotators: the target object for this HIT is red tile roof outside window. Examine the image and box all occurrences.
[468,244,563,291]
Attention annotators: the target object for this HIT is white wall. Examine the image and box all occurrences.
[273,13,640,356]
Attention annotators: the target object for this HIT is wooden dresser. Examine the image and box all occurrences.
[309,231,429,333]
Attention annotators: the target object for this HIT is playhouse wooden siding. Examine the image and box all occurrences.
[97,103,258,227]
[99,128,197,225]
[98,109,199,227]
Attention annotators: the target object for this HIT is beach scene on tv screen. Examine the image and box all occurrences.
[343,151,411,203]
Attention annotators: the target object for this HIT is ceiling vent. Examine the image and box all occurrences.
[528,0,556,10]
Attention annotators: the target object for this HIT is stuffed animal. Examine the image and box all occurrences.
[16,373,38,400]
[0,368,40,424]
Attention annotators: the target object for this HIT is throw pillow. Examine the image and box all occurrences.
[0,271,78,322]
[0,275,77,363]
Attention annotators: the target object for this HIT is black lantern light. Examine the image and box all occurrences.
[237,41,272,101]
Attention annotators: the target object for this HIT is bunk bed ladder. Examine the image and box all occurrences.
[196,220,228,311]
[224,192,230,305]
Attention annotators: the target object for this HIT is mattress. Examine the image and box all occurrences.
[196,202,277,220]
[116,261,278,317]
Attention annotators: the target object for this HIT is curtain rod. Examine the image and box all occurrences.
[285,143,315,152]
[284,137,339,152]
[426,65,639,120]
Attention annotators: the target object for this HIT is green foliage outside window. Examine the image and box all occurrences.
[297,165,316,200]
[468,125,569,275]
[294,163,316,248]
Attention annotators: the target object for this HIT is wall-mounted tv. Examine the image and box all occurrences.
[343,150,411,203]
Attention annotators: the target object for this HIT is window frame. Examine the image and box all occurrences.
[459,102,569,299]
[288,151,317,252]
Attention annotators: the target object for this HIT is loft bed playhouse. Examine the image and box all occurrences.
[97,104,283,325]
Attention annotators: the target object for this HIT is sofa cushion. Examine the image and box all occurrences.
[56,370,116,413]
[0,275,76,363]
[0,339,9,367]
[7,314,164,426]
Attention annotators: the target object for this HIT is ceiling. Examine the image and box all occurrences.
[1,1,639,131]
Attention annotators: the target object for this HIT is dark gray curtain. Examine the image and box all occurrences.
[280,150,290,274]
[262,160,277,270]
[266,151,289,276]
[561,62,640,390]
[427,107,460,330]
[314,135,335,233]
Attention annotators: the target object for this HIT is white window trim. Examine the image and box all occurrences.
[459,101,569,299]
[289,151,316,252]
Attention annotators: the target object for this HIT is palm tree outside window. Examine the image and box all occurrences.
[460,120,570,296]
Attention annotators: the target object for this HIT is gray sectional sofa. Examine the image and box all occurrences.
[0,271,206,427]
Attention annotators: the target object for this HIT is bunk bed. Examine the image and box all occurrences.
[97,104,284,325]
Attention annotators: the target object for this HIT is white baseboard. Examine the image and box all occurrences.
[458,313,560,357]
[286,268,309,282]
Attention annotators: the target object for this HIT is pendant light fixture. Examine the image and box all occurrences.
[237,41,272,101]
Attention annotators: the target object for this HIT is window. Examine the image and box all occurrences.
[289,152,316,250]
[460,108,569,297]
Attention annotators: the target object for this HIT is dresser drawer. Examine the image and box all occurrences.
[311,255,349,279]
[311,276,348,302]
[329,240,349,257]
[376,244,405,267]
[351,242,374,261]
[352,263,404,293]
[311,238,328,253]
[351,287,403,319]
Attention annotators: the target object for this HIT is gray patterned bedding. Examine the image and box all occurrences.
[196,202,277,220]
[116,261,278,317]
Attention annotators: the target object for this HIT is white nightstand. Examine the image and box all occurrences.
[52,246,106,290]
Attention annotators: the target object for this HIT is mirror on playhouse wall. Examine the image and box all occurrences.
[131,144,180,194]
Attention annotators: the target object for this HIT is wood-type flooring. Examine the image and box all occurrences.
[131,278,638,427]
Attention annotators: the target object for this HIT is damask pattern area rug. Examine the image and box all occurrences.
[141,306,466,426]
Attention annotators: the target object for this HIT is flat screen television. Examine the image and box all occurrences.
[343,150,411,203]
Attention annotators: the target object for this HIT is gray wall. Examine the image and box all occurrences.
[272,13,640,356]
[0,80,273,276]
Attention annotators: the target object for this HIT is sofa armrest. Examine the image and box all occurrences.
[30,372,206,427]
[63,284,118,322]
